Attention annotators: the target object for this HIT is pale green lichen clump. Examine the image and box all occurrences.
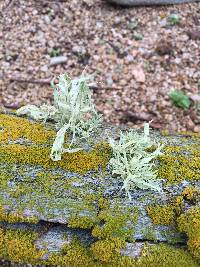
[109,123,164,199]
[16,74,102,161]
[16,73,165,199]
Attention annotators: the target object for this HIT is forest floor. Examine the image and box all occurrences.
[0,0,200,132]
[0,2,200,267]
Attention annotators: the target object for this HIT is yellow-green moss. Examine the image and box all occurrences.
[178,207,200,261]
[0,166,100,225]
[48,238,94,267]
[98,197,110,210]
[0,114,199,266]
[0,142,111,174]
[157,143,200,184]
[0,114,112,174]
[0,114,56,144]
[147,204,176,226]
[147,196,183,226]
[135,243,199,267]
[157,131,200,185]
[0,227,199,267]
[182,187,200,202]
[90,237,126,263]
[146,188,200,264]
[68,215,98,229]
[0,228,45,264]
[178,131,200,141]
[0,205,39,224]
[92,206,138,241]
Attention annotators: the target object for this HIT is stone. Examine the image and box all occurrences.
[105,0,199,5]
[155,39,174,56]
[49,56,67,66]
[187,29,200,40]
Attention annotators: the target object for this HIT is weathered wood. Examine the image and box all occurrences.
[0,111,200,266]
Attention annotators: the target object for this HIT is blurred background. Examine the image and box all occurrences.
[0,0,200,133]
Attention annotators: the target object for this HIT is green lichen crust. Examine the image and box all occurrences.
[0,113,111,225]
[0,222,199,267]
[1,112,200,266]
[0,114,111,174]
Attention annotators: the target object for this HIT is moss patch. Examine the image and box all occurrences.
[0,114,112,174]
[0,227,199,267]
[0,114,56,144]
[157,142,200,185]
[0,205,39,224]
[0,228,45,265]
[136,243,199,267]
[0,142,111,174]
[90,237,126,263]
[182,187,200,202]
[178,207,200,261]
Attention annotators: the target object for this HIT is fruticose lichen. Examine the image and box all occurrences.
[109,123,164,199]
[16,74,102,161]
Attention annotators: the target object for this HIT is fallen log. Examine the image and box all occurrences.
[0,111,200,266]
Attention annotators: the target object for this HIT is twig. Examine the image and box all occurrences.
[2,75,122,91]
[9,77,51,85]
[120,110,152,122]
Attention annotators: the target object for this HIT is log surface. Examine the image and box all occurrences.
[0,111,200,266]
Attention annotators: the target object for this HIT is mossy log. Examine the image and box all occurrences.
[0,111,200,266]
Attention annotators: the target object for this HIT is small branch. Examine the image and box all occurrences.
[89,85,121,91]
[2,75,121,91]
[120,110,152,122]
[9,77,51,85]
